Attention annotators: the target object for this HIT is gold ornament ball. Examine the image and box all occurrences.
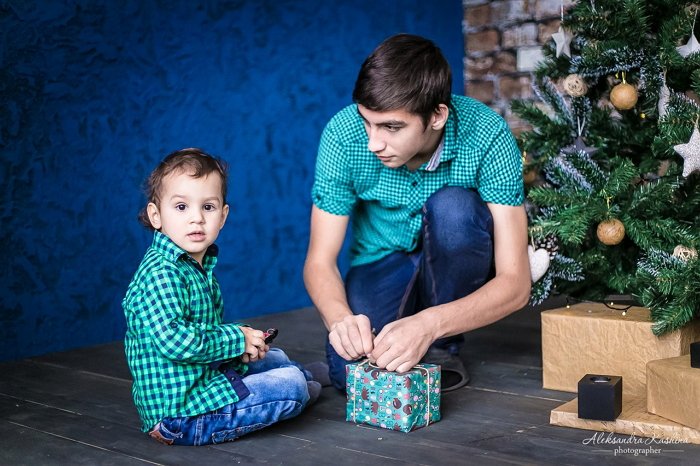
[563,74,588,97]
[610,82,638,110]
[523,168,538,185]
[597,218,625,245]
[673,245,698,261]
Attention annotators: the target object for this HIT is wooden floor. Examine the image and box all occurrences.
[2,302,699,465]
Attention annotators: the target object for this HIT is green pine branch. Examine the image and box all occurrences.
[638,249,700,334]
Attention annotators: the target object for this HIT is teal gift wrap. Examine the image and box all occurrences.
[346,360,441,432]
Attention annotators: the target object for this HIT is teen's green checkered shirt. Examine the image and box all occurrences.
[312,94,524,267]
[123,231,247,432]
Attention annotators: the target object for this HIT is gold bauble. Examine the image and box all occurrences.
[610,82,638,110]
[673,245,698,262]
[563,74,588,97]
[597,218,625,245]
[523,168,538,185]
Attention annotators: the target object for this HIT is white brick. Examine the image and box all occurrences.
[492,0,534,23]
[535,0,576,18]
[502,23,539,48]
[517,46,545,72]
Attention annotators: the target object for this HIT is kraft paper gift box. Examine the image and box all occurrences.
[541,303,700,396]
[647,355,700,431]
[346,361,441,432]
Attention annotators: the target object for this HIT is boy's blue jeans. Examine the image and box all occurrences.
[149,348,311,446]
[327,187,494,390]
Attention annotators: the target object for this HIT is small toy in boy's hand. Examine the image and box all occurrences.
[263,328,278,344]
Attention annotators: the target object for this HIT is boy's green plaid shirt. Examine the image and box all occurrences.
[123,231,247,432]
[312,94,524,267]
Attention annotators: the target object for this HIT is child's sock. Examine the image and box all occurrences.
[307,381,322,405]
[304,361,331,387]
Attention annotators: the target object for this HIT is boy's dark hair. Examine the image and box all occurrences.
[138,148,229,230]
[352,34,452,127]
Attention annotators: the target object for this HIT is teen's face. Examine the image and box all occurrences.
[147,171,229,265]
[357,104,445,170]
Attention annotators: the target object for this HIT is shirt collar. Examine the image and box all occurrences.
[421,107,457,171]
[424,136,445,172]
[151,231,219,270]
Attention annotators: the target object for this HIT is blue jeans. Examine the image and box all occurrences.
[327,187,494,390]
[150,348,311,446]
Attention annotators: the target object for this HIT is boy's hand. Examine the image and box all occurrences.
[329,314,374,361]
[240,327,269,363]
[370,313,435,373]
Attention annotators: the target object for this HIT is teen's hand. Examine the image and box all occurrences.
[328,314,374,360]
[370,313,435,373]
[240,326,269,363]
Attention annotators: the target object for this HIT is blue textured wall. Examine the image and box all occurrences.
[0,0,463,361]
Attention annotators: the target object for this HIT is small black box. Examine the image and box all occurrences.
[578,374,622,421]
[691,342,700,369]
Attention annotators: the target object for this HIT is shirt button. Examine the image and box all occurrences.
[409,212,417,218]
[411,181,418,187]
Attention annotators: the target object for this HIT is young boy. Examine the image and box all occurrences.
[123,148,321,446]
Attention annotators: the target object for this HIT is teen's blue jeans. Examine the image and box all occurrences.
[150,348,311,446]
[327,187,494,390]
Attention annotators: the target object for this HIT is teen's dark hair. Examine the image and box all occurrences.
[138,148,229,230]
[352,34,452,126]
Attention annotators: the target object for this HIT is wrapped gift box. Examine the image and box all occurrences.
[542,303,700,396]
[346,361,441,432]
[647,355,700,430]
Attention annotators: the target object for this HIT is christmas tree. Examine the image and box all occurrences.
[512,0,700,334]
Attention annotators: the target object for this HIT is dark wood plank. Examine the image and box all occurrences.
[0,418,151,466]
[0,395,261,465]
[466,360,573,401]
[246,413,529,465]
[0,360,138,427]
[264,388,574,465]
[472,429,700,466]
[31,342,132,380]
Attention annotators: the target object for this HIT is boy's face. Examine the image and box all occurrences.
[357,104,448,171]
[147,170,229,265]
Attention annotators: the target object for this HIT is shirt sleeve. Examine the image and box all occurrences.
[476,121,524,206]
[311,120,356,215]
[138,265,246,364]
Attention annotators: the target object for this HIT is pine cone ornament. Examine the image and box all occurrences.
[533,235,559,259]
[563,74,588,97]
[597,218,625,245]
[673,245,698,262]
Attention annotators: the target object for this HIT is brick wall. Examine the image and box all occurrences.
[463,0,575,133]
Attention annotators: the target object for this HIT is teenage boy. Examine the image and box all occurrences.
[304,34,531,392]
[124,148,320,446]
